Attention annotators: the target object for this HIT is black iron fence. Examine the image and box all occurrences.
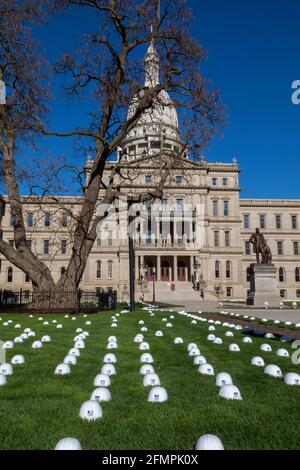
[0,288,117,314]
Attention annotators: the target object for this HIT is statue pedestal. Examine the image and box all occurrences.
[247,263,281,308]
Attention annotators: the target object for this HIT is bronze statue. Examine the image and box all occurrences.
[249,228,272,264]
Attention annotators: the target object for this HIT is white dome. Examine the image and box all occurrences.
[127,88,179,129]
[55,437,82,450]
[122,41,181,160]
[195,434,224,451]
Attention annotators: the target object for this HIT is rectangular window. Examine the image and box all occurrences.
[213,200,219,217]
[145,175,152,184]
[150,141,161,149]
[176,198,183,211]
[245,241,251,255]
[212,178,217,186]
[243,214,250,229]
[145,200,151,211]
[10,214,14,227]
[146,230,152,245]
[24,290,30,300]
[276,215,282,229]
[96,262,101,279]
[225,231,230,247]
[61,240,67,255]
[160,198,168,210]
[226,287,232,298]
[215,262,220,279]
[259,214,266,229]
[277,241,283,256]
[45,213,51,227]
[163,143,171,150]
[292,215,298,230]
[175,175,182,184]
[108,230,113,247]
[62,212,68,227]
[107,261,113,279]
[214,231,220,247]
[128,145,136,155]
[9,239,14,247]
[96,231,101,246]
[25,240,32,250]
[44,240,49,255]
[294,241,299,256]
[7,268,13,283]
[222,178,228,187]
[280,289,287,299]
[224,200,229,217]
[25,273,30,283]
[27,213,33,227]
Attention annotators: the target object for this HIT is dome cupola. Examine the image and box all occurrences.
[121,40,182,161]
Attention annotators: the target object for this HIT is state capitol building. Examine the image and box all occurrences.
[1,43,300,304]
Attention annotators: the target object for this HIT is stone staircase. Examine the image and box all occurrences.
[150,281,202,304]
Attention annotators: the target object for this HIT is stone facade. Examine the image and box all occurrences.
[241,199,300,301]
[1,44,300,303]
[1,174,300,302]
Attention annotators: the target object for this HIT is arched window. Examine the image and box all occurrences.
[25,273,30,283]
[96,261,101,279]
[279,267,285,283]
[295,267,300,283]
[107,260,113,279]
[60,267,66,276]
[246,267,251,282]
[7,267,13,283]
[226,261,232,279]
[215,261,220,279]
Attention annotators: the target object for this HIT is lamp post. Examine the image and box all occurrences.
[128,207,140,312]
[152,268,157,306]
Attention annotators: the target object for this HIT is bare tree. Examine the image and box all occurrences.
[0,0,222,298]
[0,0,58,289]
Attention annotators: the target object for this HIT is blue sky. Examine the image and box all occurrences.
[26,0,300,199]
[191,0,300,198]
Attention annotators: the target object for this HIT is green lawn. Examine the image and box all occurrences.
[0,308,299,450]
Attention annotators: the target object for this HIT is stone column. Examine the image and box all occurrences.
[156,221,160,247]
[174,255,178,282]
[140,254,145,281]
[135,255,139,280]
[190,255,194,281]
[157,255,161,281]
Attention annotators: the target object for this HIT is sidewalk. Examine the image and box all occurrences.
[165,300,300,323]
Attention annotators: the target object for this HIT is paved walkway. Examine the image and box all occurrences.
[163,300,300,323]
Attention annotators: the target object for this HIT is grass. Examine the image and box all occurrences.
[0,308,300,450]
[284,301,300,308]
